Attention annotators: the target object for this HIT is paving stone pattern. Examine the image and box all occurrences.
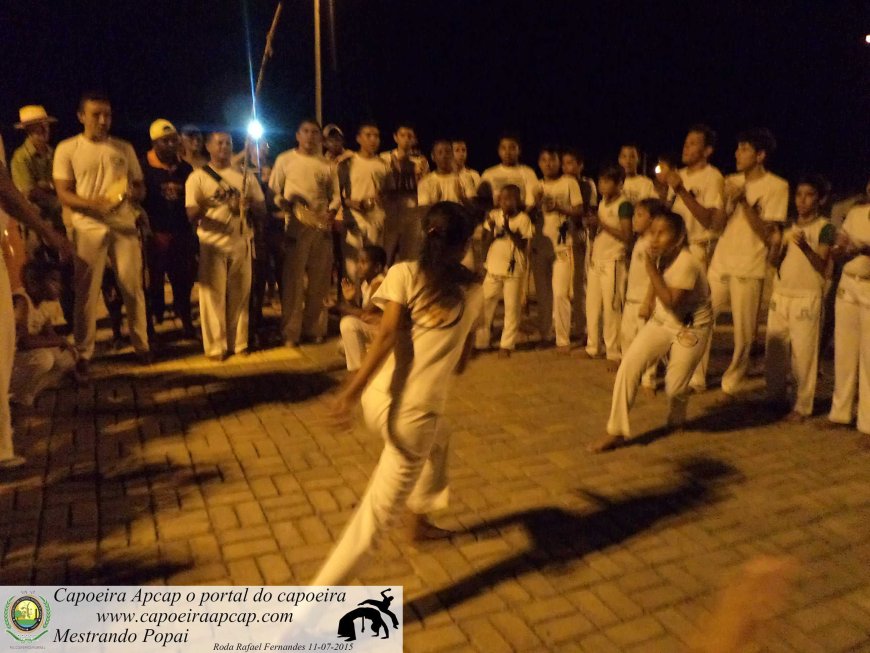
[1,314,868,652]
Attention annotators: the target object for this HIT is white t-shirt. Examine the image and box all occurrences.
[365,261,483,412]
[185,165,264,248]
[483,209,534,277]
[669,165,725,244]
[53,134,143,231]
[654,249,712,328]
[480,164,540,208]
[841,204,870,277]
[344,153,389,214]
[591,194,633,263]
[539,175,583,251]
[417,171,475,206]
[361,272,385,308]
[774,217,835,295]
[622,175,655,205]
[268,149,339,218]
[380,150,429,180]
[626,233,652,302]
[457,167,481,195]
[711,171,789,279]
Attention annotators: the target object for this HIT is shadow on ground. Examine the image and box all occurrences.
[406,456,739,622]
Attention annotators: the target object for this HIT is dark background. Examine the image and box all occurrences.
[2,0,868,194]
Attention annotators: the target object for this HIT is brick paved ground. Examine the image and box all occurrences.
[1,305,868,652]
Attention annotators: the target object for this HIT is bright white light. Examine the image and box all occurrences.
[247,119,264,140]
[655,165,662,174]
[865,34,870,44]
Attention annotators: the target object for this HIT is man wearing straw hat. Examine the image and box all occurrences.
[53,92,151,376]
[10,106,63,234]
[10,105,74,325]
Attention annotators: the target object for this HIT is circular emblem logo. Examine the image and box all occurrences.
[11,596,42,632]
[5,594,50,642]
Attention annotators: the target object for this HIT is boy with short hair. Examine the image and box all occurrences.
[480,134,540,211]
[618,143,655,205]
[562,149,596,342]
[418,140,475,206]
[381,123,429,263]
[11,261,80,408]
[476,185,534,356]
[452,140,481,194]
[337,245,387,372]
[338,122,390,260]
[532,147,583,351]
[702,128,789,394]
[585,164,633,361]
[766,176,834,420]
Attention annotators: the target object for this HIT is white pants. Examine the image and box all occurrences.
[586,259,626,360]
[607,317,711,437]
[477,273,524,350]
[829,274,870,433]
[532,244,573,346]
[281,224,334,344]
[312,389,450,585]
[0,257,15,460]
[695,268,763,393]
[765,291,821,416]
[621,301,657,388]
[340,316,378,371]
[198,237,251,357]
[10,347,76,407]
[72,217,149,359]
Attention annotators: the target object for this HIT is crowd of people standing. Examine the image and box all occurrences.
[1,94,868,492]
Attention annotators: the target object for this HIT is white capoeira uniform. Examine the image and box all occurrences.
[186,165,264,357]
[10,290,76,407]
[586,194,633,360]
[765,217,835,416]
[622,174,656,205]
[531,175,583,347]
[269,149,340,345]
[621,232,656,388]
[476,209,533,351]
[667,165,725,389]
[829,204,870,433]
[53,134,150,360]
[339,273,385,372]
[700,172,788,394]
[312,261,483,585]
[607,248,713,437]
[480,163,540,210]
[341,152,389,253]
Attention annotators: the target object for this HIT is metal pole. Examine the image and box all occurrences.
[314,0,323,125]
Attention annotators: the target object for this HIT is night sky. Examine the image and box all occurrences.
[2,1,868,193]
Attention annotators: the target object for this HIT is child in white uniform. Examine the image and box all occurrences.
[828,192,870,434]
[337,245,386,371]
[702,129,789,394]
[480,135,540,211]
[313,201,483,585]
[10,261,79,408]
[585,165,634,360]
[532,147,583,351]
[765,176,834,420]
[619,144,656,205]
[476,185,534,356]
[621,199,665,389]
[590,210,712,452]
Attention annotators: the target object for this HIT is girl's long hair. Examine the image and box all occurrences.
[416,201,478,312]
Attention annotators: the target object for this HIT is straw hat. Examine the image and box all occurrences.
[14,105,58,129]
